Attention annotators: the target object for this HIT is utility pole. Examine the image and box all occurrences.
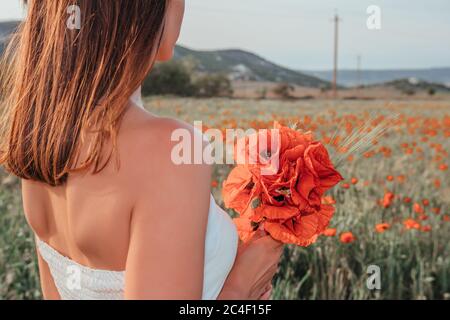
[332,13,341,99]
[356,54,362,94]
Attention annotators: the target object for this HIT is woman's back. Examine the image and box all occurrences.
[22,104,160,273]
[21,103,241,300]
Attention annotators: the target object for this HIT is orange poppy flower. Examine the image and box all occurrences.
[403,218,420,230]
[222,166,257,215]
[340,232,356,244]
[266,205,336,246]
[233,217,256,243]
[323,228,337,237]
[434,179,441,189]
[432,207,441,215]
[375,223,390,233]
[351,178,358,185]
[382,192,395,208]
[413,203,424,214]
[322,196,336,205]
[253,204,299,221]
[223,123,343,247]
[421,225,432,232]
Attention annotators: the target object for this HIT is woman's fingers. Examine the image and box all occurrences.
[233,231,283,300]
[256,281,273,300]
[250,259,279,299]
[263,283,272,294]
[259,265,278,288]
[259,284,273,300]
[259,289,272,300]
[252,269,274,297]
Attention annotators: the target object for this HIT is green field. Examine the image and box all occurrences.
[1,97,449,299]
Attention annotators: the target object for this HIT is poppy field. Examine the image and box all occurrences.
[0,97,449,299]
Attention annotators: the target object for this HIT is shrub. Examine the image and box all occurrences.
[273,82,295,99]
[194,73,233,98]
[142,61,197,97]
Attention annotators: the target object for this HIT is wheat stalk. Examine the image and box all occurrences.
[329,111,400,168]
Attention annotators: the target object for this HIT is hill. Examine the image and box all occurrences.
[173,45,331,88]
[373,78,450,94]
[303,68,450,88]
[0,21,19,52]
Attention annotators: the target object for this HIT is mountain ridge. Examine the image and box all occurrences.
[303,68,450,87]
[173,45,331,88]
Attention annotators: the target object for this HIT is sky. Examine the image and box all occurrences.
[1,0,449,70]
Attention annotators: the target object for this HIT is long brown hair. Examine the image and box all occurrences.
[0,0,167,186]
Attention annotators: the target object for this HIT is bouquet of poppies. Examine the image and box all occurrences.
[222,123,343,247]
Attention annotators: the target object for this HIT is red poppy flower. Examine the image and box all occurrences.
[403,218,421,230]
[223,123,343,247]
[375,223,390,233]
[340,232,356,244]
[323,228,337,237]
[382,192,395,208]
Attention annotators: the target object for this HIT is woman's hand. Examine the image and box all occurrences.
[218,229,283,300]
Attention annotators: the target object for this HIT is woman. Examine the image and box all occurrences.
[0,1,282,300]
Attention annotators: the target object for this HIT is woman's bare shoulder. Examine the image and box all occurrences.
[121,109,204,163]
[118,106,212,202]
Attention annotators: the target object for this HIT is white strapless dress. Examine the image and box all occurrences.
[37,195,238,300]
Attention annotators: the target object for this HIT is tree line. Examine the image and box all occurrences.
[142,60,233,98]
